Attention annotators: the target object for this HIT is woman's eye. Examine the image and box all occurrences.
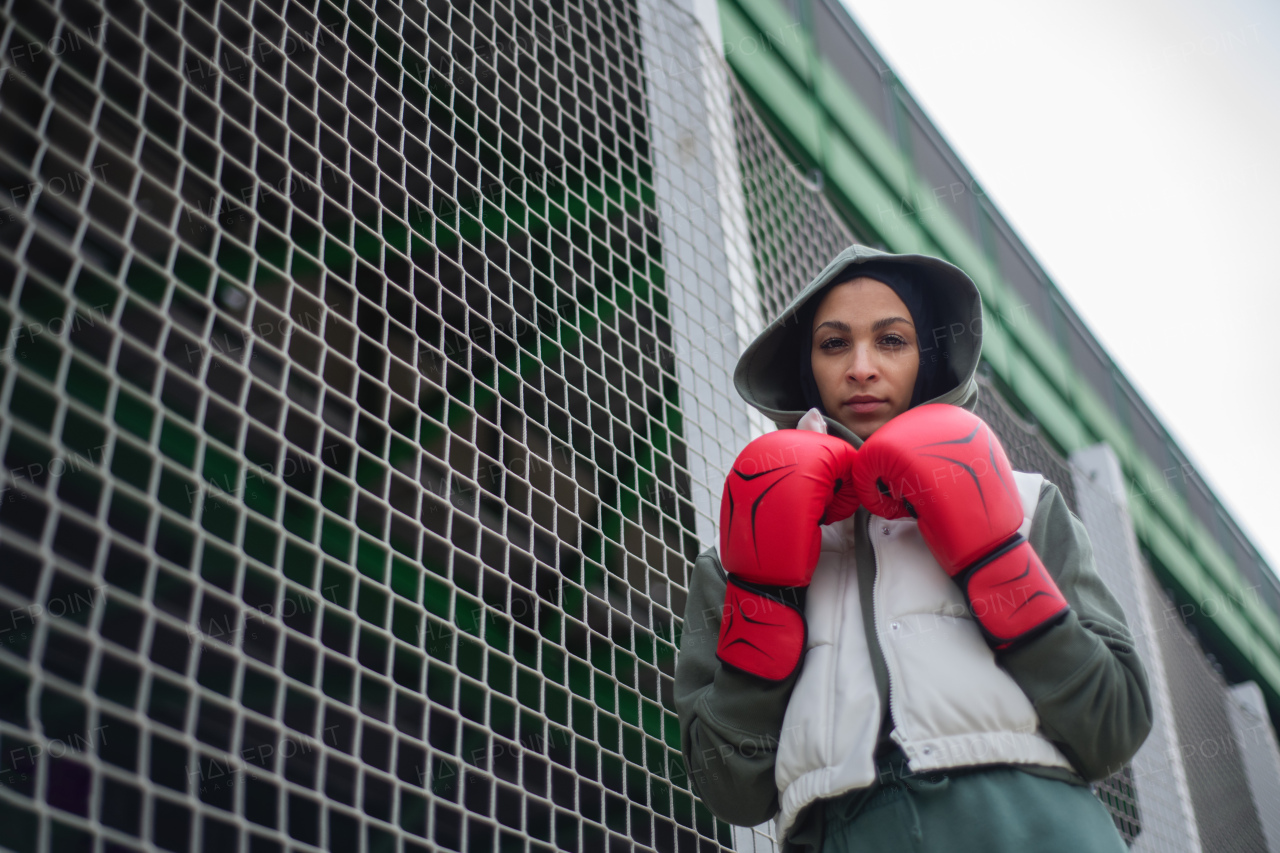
[879,335,908,348]
[819,337,846,350]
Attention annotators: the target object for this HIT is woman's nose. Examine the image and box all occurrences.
[846,343,878,383]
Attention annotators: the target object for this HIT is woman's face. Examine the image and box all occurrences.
[810,277,920,440]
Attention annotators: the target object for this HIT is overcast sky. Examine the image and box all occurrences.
[839,0,1280,574]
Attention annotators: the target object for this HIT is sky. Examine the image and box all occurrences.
[839,0,1280,575]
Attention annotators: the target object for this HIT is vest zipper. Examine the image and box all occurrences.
[869,515,903,753]
[826,525,851,767]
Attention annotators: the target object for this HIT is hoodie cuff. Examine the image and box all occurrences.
[996,609,1105,704]
[699,660,799,741]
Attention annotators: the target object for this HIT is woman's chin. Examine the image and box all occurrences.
[845,408,910,440]
[840,415,881,441]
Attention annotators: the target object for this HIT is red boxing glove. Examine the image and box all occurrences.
[716,430,859,681]
[852,404,1070,650]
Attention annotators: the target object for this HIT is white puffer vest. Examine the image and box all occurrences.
[773,470,1076,838]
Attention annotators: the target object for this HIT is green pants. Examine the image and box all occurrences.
[804,761,1128,853]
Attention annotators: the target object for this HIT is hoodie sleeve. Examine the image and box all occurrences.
[998,480,1154,781]
[674,547,799,827]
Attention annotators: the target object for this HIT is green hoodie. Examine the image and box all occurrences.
[673,245,1153,847]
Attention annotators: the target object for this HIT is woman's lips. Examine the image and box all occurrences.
[845,399,886,414]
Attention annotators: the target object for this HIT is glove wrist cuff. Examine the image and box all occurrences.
[954,533,1026,580]
[954,537,1071,652]
[716,577,808,683]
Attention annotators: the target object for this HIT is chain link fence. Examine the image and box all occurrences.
[1071,444,1202,853]
[727,79,853,328]
[0,0,723,849]
[1228,682,1280,851]
[1154,574,1271,852]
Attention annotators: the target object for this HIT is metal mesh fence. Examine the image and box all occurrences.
[1072,438,1280,853]
[0,0,731,850]
[726,80,853,327]
[1154,577,1269,852]
[973,374,1078,516]
[1070,444,1202,853]
[1227,682,1280,852]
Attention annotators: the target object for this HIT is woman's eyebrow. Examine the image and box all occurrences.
[813,319,851,334]
[814,316,914,335]
[871,316,914,331]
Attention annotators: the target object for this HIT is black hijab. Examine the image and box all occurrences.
[797,262,954,414]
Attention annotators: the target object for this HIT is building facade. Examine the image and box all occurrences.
[0,0,1277,850]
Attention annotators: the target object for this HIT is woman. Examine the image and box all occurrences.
[674,245,1152,852]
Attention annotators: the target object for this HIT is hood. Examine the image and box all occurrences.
[733,244,984,447]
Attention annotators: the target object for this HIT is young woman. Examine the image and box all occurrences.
[674,245,1152,852]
